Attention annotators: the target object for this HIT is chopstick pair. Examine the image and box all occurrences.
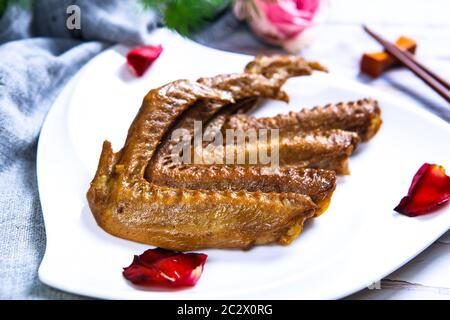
[363,25,450,103]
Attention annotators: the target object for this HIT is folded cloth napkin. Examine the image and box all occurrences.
[0,0,158,299]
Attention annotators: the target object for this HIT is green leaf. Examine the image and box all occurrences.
[0,0,32,17]
[140,0,231,36]
[0,0,6,16]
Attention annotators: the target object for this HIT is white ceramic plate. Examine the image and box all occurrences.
[37,29,450,299]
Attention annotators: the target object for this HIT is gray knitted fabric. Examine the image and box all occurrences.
[0,0,158,299]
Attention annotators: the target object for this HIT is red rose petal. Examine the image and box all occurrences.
[123,248,207,288]
[394,163,450,217]
[126,45,163,77]
[138,247,177,266]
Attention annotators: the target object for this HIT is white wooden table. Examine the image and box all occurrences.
[320,0,450,299]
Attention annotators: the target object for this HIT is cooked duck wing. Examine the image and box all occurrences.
[87,80,318,250]
[146,72,336,214]
[245,54,328,81]
[147,73,288,179]
[151,166,335,217]
[87,54,378,251]
[201,54,328,131]
[197,73,289,102]
[198,129,359,175]
[223,98,382,142]
[277,129,359,174]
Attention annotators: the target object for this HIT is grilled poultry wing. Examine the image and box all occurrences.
[87,80,322,250]
[87,55,381,251]
[223,98,382,142]
[147,64,336,215]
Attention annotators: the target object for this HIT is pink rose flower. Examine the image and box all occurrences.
[234,0,326,52]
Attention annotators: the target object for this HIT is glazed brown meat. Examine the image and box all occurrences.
[199,55,328,134]
[147,71,336,215]
[192,60,373,177]
[223,98,382,142]
[87,80,320,250]
[87,54,381,251]
[198,129,360,174]
[147,73,287,182]
[151,73,289,165]
[245,54,328,81]
[151,166,336,217]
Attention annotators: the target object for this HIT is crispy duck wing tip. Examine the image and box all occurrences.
[197,73,290,103]
[223,98,382,142]
[307,98,382,141]
[362,98,382,141]
[151,165,337,213]
[245,54,328,79]
[307,61,329,73]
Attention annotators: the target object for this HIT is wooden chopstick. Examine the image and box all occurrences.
[401,50,450,90]
[363,25,450,103]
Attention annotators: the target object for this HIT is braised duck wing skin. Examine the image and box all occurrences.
[199,129,360,175]
[245,54,328,81]
[199,54,328,128]
[146,72,336,216]
[276,129,359,174]
[201,55,329,135]
[150,166,336,217]
[87,54,382,251]
[152,73,290,164]
[147,73,290,186]
[223,98,382,142]
[147,73,290,177]
[197,73,289,102]
[87,80,318,250]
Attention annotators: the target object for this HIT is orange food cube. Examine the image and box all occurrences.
[361,36,417,78]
